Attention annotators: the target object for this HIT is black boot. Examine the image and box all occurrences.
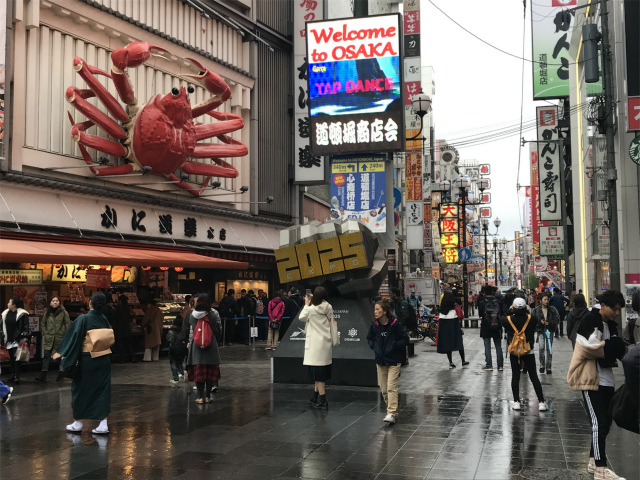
[35,371,47,382]
[313,394,328,408]
[56,371,65,381]
[309,391,319,405]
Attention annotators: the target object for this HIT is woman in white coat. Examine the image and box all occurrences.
[299,286,334,408]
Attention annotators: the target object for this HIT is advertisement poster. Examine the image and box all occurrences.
[537,106,563,222]
[86,269,112,289]
[531,1,601,99]
[307,14,404,155]
[12,286,40,313]
[330,154,387,233]
[0,269,43,285]
[34,291,47,315]
[539,226,564,259]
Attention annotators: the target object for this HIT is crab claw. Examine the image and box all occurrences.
[184,58,231,118]
[111,42,168,71]
[111,42,168,106]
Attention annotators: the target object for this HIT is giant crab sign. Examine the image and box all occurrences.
[65,41,247,196]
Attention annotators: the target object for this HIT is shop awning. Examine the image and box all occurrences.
[0,238,248,269]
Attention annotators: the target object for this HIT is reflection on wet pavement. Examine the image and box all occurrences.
[1,334,638,479]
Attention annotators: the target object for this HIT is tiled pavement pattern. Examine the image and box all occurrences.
[1,332,638,480]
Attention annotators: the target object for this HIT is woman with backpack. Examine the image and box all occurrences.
[437,292,468,369]
[186,294,222,404]
[501,297,548,411]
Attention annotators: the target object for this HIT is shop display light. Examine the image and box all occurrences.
[142,266,151,271]
[174,267,184,272]
[100,265,109,270]
[160,266,169,271]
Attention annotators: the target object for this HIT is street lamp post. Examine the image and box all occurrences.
[481,217,501,287]
[457,177,471,318]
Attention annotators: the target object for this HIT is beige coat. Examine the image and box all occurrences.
[141,304,164,349]
[299,301,333,366]
[567,332,605,391]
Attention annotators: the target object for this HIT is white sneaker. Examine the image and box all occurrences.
[383,414,396,424]
[178,374,185,381]
[170,379,179,387]
[594,467,626,480]
[588,458,596,474]
[92,427,109,435]
[538,401,549,411]
[512,401,522,410]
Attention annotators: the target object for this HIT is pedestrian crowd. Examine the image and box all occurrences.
[1,284,638,480]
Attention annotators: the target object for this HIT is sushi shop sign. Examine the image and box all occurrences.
[0,269,43,285]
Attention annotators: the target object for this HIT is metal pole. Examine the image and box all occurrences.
[499,251,503,286]
[600,0,620,294]
[494,242,498,288]
[462,187,468,318]
[484,226,489,284]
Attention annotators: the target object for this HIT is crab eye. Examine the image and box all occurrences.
[187,86,195,94]
[171,87,179,97]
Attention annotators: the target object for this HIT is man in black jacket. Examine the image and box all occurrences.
[575,290,626,480]
[237,289,256,345]
[218,289,239,346]
[549,288,570,338]
[367,299,410,424]
[480,285,503,371]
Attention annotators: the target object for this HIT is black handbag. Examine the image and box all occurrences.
[269,321,281,330]
[62,360,81,380]
[609,383,639,434]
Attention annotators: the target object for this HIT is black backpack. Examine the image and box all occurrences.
[485,298,501,330]
[169,330,188,359]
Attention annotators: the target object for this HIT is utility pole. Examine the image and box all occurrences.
[600,0,620,293]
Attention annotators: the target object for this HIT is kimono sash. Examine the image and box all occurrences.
[82,328,115,358]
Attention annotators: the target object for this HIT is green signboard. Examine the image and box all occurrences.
[531,2,602,99]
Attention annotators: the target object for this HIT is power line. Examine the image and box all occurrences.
[426,0,585,67]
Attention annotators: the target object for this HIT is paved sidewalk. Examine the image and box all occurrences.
[1,332,638,480]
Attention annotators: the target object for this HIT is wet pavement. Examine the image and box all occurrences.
[1,332,638,480]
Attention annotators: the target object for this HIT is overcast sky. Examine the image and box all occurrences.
[421,0,543,244]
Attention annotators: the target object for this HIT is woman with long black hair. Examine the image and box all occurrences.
[437,291,468,369]
[36,296,71,382]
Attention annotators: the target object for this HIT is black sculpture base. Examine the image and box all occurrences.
[272,297,378,387]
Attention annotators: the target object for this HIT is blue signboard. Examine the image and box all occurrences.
[330,154,387,233]
[458,248,472,262]
[393,188,402,209]
[306,15,404,155]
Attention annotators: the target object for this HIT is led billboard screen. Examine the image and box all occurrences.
[306,14,404,155]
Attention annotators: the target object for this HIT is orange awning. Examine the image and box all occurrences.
[0,238,248,269]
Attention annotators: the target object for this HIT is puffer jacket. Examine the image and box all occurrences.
[41,307,71,351]
[268,296,285,323]
[367,317,410,366]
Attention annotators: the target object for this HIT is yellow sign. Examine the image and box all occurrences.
[440,204,458,218]
[275,231,369,283]
[443,248,459,264]
[358,162,384,172]
[331,163,357,174]
[440,233,459,248]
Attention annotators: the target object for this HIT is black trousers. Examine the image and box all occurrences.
[113,335,136,362]
[582,387,615,467]
[8,347,20,381]
[510,354,544,402]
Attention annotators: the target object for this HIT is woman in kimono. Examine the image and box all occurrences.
[53,292,114,434]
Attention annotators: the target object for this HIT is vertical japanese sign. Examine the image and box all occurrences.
[294,0,325,183]
[330,155,387,232]
[306,14,404,155]
[440,204,459,264]
[536,106,562,221]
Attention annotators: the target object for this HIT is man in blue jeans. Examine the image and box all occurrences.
[479,286,504,371]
